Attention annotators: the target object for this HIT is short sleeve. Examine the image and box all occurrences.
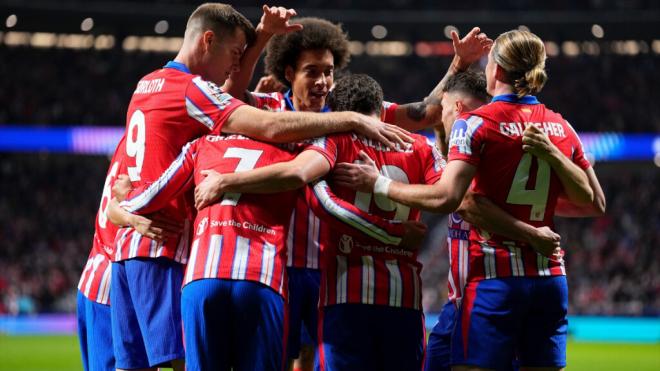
[185,76,246,134]
[419,137,445,185]
[381,101,399,124]
[565,121,591,170]
[447,114,486,167]
[303,135,340,168]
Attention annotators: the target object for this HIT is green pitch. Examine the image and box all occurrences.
[0,335,658,370]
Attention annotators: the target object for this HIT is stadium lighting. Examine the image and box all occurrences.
[591,24,604,39]
[81,18,94,32]
[443,25,458,39]
[652,40,660,54]
[654,153,660,168]
[371,25,387,39]
[545,41,559,57]
[562,41,580,57]
[155,20,169,35]
[6,14,17,28]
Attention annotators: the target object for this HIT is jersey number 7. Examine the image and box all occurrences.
[220,147,264,206]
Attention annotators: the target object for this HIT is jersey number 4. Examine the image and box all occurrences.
[506,153,551,221]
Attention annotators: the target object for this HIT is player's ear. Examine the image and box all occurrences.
[455,99,464,115]
[494,64,508,84]
[285,65,294,83]
[201,30,214,52]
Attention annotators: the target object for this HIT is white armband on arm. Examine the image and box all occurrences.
[373,175,392,197]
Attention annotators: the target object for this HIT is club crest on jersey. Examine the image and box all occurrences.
[449,116,483,155]
[339,234,353,254]
[197,217,208,236]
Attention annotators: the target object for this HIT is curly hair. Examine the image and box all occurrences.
[264,17,350,88]
[443,70,491,103]
[327,74,383,116]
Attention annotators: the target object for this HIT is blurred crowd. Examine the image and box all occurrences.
[0,153,657,316]
[1,47,659,133]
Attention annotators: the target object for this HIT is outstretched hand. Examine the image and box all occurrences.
[353,113,414,151]
[451,26,493,67]
[332,150,380,193]
[259,5,304,35]
[194,169,225,210]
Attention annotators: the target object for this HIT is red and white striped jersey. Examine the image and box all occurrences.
[306,133,444,309]
[249,90,400,269]
[448,94,591,282]
[114,61,245,263]
[446,213,471,305]
[120,135,298,297]
[78,137,127,304]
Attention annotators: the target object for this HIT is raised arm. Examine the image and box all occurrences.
[392,27,492,131]
[222,5,302,101]
[522,125,593,205]
[221,104,412,149]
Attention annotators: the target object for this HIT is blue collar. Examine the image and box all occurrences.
[491,94,540,105]
[163,60,191,74]
[284,90,331,112]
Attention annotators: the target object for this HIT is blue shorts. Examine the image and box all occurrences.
[317,304,425,371]
[181,279,287,371]
[77,291,115,371]
[287,267,321,359]
[110,258,185,369]
[425,301,456,371]
[452,276,568,370]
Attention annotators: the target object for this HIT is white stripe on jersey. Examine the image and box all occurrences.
[149,239,158,258]
[98,264,111,304]
[306,212,320,269]
[185,97,215,130]
[411,264,421,310]
[191,77,233,111]
[481,244,497,279]
[204,234,223,279]
[129,232,141,259]
[361,256,375,304]
[84,254,104,296]
[115,229,130,261]
[504,242,525,277]
[312,180,402,245]
[286,209,295,267]
[232,236,250,280]
[120,141,195,213]
[335,255,348,304]
[537,254,551,276]
[459,238,468,295]
[78,259,92,290]
[186,239,200,284]
[385,260,403,307]
[260,242,276,288]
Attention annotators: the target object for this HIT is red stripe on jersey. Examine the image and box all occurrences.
[77,250,112,305]
[114,67,244,263]
[448,100,578,281]
[121,135,301,297]
[310,133,442,310]
[447,213,470,303]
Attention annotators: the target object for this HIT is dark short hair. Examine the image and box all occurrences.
[187,3,256,46]
[327,74,383,116]
[443,70,491,103]
[265,17,350,88]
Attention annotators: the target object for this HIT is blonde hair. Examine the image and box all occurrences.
[492,30,547,98]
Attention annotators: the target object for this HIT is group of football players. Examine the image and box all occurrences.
[76,3,606,371]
